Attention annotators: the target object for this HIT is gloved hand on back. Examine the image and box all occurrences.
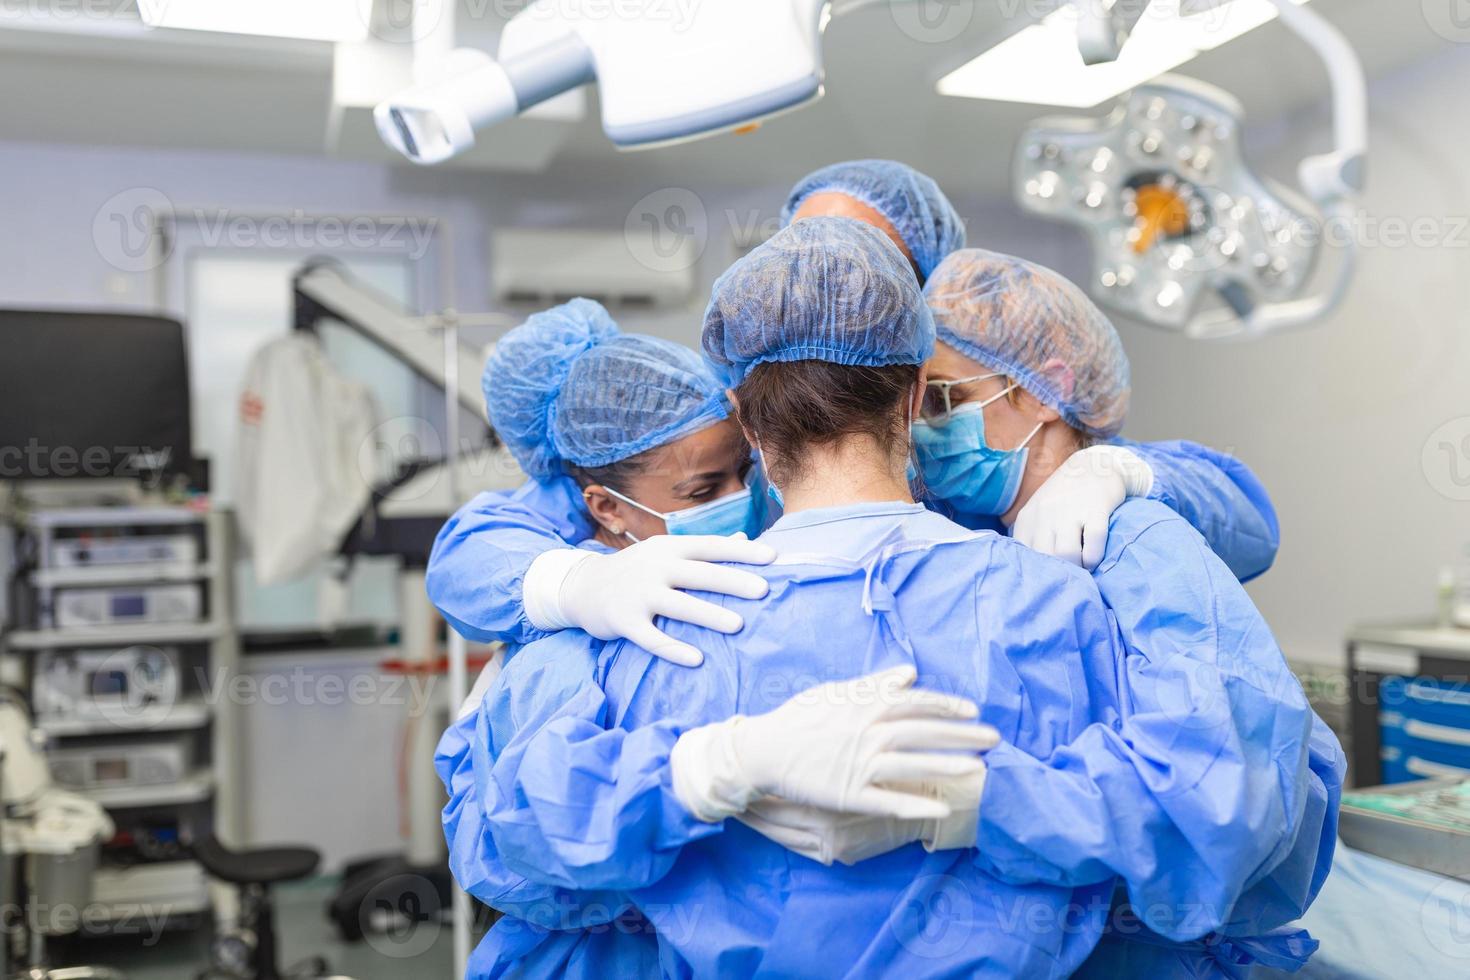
[523,534,777,667]
[670,665,999,825]
[1012,443,1153,569]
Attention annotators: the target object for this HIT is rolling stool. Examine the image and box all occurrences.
[192,836,336,980]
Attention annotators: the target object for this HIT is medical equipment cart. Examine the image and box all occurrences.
[1345,622,1470,788]
[2,505,242,936]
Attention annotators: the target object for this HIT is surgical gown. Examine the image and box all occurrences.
[1022,499,1344,977]
[426,439,1280,648]
[436,702,665,978]
[442,501,1326,977]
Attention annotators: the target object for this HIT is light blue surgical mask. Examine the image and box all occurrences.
[751,443,785,513]
[911,386,1043,519]
[604,479,763,541]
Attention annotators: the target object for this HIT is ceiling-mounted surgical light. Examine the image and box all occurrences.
[375,0,830,164]
[939,0,1312,110]
[1012,0,1366,339]
[137,0,372,43]
[1018,77,1320,334]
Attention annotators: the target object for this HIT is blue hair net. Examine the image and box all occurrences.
[924,249,1131,439]
[781,160,966,281]
[703,217,935,387]
[483,298,729,481]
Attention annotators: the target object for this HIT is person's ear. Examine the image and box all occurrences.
[1013,387,1061,424]
[910,365,929,422]
[1033,359,1075,422]
[582,486,627,537]
[727,388,758,449]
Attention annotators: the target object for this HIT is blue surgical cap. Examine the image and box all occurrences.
[484,298,729,481]
[781,160,966,281]
[703,217,935,387]
[924,249,1131,439]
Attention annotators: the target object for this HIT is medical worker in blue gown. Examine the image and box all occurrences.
[426,160,1281,673]
[908,250,1345,975]
[749,250,1345,976]
[445,219,1336,977]
[436,287,998,975]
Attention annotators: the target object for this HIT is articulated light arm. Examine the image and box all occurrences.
[1194,0,1367,339]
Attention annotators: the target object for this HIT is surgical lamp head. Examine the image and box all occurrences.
[1012,1,1367,340]
[376,0,829,164]
[1016,76,1322,336]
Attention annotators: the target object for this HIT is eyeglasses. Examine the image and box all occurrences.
[920,373,1006,425]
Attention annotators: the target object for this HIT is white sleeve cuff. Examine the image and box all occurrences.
[522,548,595,632]
[922,769,986,852]
[670,718,760,824]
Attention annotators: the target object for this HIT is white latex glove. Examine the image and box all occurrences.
[921,765,989,852]
[738,798,926,866]
[1011,444,1154,570]
[670,665,1001,823]
[522,535,777,668]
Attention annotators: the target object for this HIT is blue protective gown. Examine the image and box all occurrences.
[1025,500,1344,977]
[437,704,664,978]
[426,439,1280,650]
[438,500,1332,977]
[428,475,595,648]
[1119,439,1280,584]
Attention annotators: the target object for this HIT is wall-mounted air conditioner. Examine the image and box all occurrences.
[491,228,697,310]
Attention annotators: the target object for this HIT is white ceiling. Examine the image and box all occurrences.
[0,0,1452,197]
